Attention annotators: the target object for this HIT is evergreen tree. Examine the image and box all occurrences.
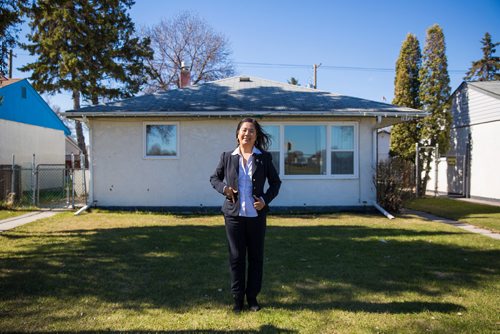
[418,24,452,195]
[20,0,152,160]
[390,33,422,162]
[464,32,500,81]
[0,0,25,75]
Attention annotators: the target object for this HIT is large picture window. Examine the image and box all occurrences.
[285,125,326,175]
[144,123,178,158]
[262,122,358,178]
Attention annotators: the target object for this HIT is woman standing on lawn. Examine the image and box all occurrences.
[210,118,281,313]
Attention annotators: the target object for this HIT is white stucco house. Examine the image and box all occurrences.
[426,80,500,201]
[66,76,425,211]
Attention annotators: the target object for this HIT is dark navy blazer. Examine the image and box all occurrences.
[210,150,281,216]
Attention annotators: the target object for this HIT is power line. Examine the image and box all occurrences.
[235,61,467,74]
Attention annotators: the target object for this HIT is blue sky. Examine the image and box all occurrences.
[11,0,500,112]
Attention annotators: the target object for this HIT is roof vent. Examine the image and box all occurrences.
[239,76,251,82]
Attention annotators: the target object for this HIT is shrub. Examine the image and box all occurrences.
[375,158,415,213]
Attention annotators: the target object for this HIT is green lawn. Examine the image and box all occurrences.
[405,197,500,233]
[0,209,31,221]
[0,211,499,333]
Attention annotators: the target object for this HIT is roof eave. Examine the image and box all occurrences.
[65,110,428,120]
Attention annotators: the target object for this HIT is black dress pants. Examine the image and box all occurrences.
[224,214,266,300]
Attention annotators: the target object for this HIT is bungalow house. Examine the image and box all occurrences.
[427,80,500,201]
[65,76,425,210]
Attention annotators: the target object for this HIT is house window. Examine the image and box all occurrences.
[21,87,27,99]
[285,125,326,175]
[331,125,355,175]
[144,123,178,158]
[262,125,280,172]
[262,122,358,178]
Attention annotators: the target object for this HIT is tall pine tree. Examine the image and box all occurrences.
[418,24,452,195]
[390,33,422,162]
[0,0,26,75]
[464,32,500,81]
[20,0,152,160]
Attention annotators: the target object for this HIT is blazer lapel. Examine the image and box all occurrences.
[253,153,263,175]
[231,154,240,175]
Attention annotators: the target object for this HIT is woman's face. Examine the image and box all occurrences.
[238,122,257,147]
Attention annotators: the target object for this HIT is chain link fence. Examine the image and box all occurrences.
[0,156,88,209]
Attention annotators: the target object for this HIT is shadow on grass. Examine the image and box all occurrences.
[11,325,297,333]
[0,222,498,316]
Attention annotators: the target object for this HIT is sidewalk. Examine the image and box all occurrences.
[404,209,500,240]
[0,211,61,232]
[453,197,500,207]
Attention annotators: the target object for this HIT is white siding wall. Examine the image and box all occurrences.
[89,118,377,207]
[470,121,500,199]
[467,88,500,125]
[0,119,66,166]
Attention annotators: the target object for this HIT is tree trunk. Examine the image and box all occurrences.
[72,89,88,167]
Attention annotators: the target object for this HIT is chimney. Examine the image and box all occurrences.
[179,61,191,88]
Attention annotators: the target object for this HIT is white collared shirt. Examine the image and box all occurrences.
[231,146,262,217]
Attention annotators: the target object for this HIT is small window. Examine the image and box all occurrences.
[262,125,280,172]
[144,123,178,158]
[331,125,355,175]
[21,87,27,99]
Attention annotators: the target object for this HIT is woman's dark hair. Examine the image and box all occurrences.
[236,118,271,151]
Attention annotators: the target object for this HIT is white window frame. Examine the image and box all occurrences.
[143,122,180,159]
[261,121,359,180]
[330,122,358,178]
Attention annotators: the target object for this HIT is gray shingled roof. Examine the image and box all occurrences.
[66,76,424,117]
[468,80,500,99]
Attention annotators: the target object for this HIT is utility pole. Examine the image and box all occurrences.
[313,63,322,89]
[8,50,13,78]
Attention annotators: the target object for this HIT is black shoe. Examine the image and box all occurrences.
[232,298,244,313]
[247,297,261,311]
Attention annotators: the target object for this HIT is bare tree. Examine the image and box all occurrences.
[143,11,235,92]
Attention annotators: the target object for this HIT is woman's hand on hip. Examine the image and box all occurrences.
[224,186,238,203]
[253,195,265,211]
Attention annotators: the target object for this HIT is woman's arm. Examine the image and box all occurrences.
[210,152,227,195]
[262,152,281,205]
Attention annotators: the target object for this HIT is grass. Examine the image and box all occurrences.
[0,209,32,221]
[405,197,500,233]
[0,211,499,333]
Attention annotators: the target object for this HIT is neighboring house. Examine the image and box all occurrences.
[427,81,500,201]
[377,127,391,162]
[0,77,71,167]
[65,136,83,168]
[0,77,71,200]
[66,76,425,210]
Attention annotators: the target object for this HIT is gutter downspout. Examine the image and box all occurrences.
[372,117,394,219]
[373,201,395,219]
[82,116,94,208]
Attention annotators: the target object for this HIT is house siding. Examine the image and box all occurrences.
[0,118,66,166]
[469,121,500,199]
[89,118,377,208]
